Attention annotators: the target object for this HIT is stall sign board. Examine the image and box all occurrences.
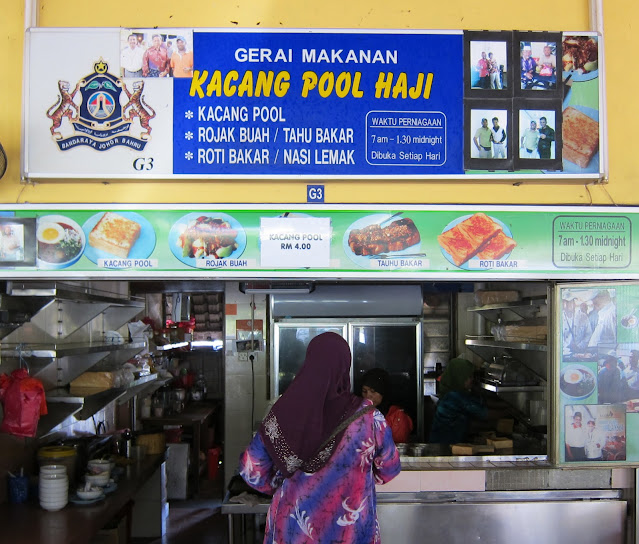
[23,29,602,180]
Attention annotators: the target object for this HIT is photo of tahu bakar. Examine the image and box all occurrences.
[438,213,516,266]
[348,216,420,256]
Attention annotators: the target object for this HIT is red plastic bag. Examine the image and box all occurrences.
[0,369,48,437]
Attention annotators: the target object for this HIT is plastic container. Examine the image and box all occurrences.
[37,446,77,489]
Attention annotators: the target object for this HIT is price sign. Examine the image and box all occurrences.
[260,217,332,268]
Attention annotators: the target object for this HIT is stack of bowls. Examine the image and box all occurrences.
[85,459,111,487]
[39,465,68,511]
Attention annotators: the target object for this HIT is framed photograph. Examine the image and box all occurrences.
[0,218,36,267]
[513,98,562,170]
[464,99,513,172]
[120,29,194,79]
[514,31,562,97]
[464,31,513,97]
[564,404,626,463]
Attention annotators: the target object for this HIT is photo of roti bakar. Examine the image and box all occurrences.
[438,213,516,267]
[88,212,142,258]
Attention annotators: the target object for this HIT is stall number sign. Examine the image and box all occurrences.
[260,217,332,268]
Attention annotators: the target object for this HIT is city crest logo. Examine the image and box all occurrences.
[45,59,156,151]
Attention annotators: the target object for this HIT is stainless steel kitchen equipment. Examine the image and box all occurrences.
[271,284,424,439]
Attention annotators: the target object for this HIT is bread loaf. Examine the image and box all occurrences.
[88,212,141,258]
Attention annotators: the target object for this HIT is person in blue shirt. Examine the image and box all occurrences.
[429,357,488,444]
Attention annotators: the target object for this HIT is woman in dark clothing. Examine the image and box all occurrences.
[361,368,413,443]
[429,358,488,444]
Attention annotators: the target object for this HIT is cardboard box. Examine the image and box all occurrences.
[486,437,514,450]
[474,290,520,306]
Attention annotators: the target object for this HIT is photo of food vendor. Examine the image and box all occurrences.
[564,404,626,462]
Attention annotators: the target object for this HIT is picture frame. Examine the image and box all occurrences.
[513,98,562,171]
[464,31,514,98]
[464,99,513,172]
[0,217,36,267]
[514,31,562,98]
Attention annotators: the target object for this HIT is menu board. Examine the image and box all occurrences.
[0,204,636,280]
[556,282,639,466]
[23,28,602,180]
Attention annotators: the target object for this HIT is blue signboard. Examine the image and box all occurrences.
[173,31,464,176]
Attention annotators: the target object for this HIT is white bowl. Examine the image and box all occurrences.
[40,465,68,476]
[40,500,67,511]
[36,215,86,270]
[87,459,111,474]
[40,480,68,488]
[39,479,68,489]
[85,472,110,486]
[76,487,104,500]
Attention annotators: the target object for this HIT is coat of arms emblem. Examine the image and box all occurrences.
[45,59,155,151]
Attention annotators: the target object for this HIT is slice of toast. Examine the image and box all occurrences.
[562,106,599,168]
[89,212,141,258]
[476,231,517,260]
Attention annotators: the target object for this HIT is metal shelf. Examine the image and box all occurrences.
[465,337,547,352]
[467,296,547,322]
[1,341,146,358]
[479,382,545,393]
[6,281,145,306]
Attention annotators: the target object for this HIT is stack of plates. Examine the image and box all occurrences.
[39,465,68,511]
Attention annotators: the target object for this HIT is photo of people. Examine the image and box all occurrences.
[0,223,24,261]
[564,404,626,462]
[120,30,194,79]
[518,109,556,159]
[561,288,617,361]
[520,41,557,90]
[594,348,639,410]
[470,41,508,90]
[470,109,508,159]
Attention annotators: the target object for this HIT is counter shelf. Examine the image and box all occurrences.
[0,452,167,544]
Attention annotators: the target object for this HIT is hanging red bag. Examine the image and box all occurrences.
[0,369,48,437]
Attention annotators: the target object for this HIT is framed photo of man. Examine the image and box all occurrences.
[514,31,562,98]
[513,98,562,170]
[464,99,513,172]
[0,217,36,267]
[464,31,513,97]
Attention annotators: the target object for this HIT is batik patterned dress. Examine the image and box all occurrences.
[239,399,401,544]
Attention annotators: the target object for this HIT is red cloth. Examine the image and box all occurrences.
[258,332,361,477]
[0,369,47,437]
[386,405,414,443]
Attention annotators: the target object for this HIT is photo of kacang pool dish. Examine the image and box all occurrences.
[561,364,596,400]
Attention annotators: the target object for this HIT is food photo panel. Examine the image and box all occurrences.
[514,31,562,98]
[464,100,513,172]
[464,31,513,97]
[513,99,562,171]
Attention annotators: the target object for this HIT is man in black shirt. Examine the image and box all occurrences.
[537,116,555,159]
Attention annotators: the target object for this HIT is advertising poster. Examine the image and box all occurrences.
[23,28,601,180]
[0,204,633,280]
[558,282,639,465]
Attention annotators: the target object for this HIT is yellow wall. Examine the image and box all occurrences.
[1,0,634,205]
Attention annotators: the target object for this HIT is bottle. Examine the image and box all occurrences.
[120,429,132,458]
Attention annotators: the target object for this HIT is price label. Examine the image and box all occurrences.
[260,217,332,268]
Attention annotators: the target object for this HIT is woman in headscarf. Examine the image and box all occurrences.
[361,368,413,443]
[239,332,400,544]
[429,357,488,445]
